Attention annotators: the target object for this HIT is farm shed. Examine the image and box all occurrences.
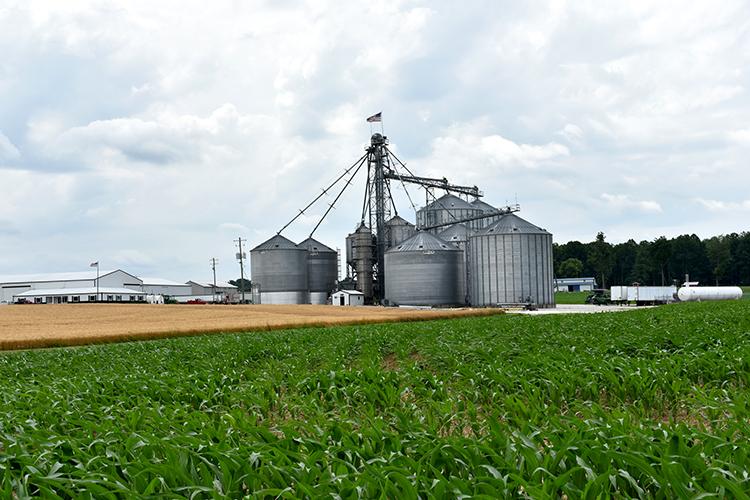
[332,290,365,306]
[187,281,239,302]
[554,277,597,292]
[13,287,146,304]
[0,270,142,304]
[141,277,193,297]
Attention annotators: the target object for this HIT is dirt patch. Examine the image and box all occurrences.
[409,350,425,363]
[381,352,399,371]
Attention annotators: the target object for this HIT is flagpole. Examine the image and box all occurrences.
[96,263,100,302]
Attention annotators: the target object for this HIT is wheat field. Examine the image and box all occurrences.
[0,304,502,350]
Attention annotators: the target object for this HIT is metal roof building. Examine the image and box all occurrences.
[14,287,146,304]
[0,269,142,304]
[554,277,597,292]
[140,277,193,297]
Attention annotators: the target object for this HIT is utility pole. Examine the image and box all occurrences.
[210,257,218,303]
[234,237,247,304]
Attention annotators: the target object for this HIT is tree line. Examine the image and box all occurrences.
[555,232,750,288]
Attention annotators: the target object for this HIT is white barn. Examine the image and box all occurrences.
[0,270,144,304]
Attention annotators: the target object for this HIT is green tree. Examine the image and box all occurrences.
[587,232,614,288]
[705,236,731,285]
[650,237,672,286]
[558,258,584,278]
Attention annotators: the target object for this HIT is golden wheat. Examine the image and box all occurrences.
[0,304,502,350]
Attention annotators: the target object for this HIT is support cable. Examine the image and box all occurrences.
[385,151,419,218]
[309,155,367,238]
[361,161,372,224]
[277,152,368,235]
[385,147,466,229]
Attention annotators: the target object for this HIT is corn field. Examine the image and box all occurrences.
[0,301,748,497]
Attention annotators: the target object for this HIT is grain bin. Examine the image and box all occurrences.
[468,213,554,308]
[384,231,463,306]
[438,224,474,305]
[350,223,375,299]
[385,215,416,248]
[297,237,338,304]
[250,234,308,304]
[416,194,481,233]
[470,199,504,229]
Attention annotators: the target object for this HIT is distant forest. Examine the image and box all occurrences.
[555,232,750,287]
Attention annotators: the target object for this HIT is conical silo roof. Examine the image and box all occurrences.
[479,213,549,235]
[471,199,498,213]
[297,237,336,253]
[424,194,474,211]
[387,231,458,253]
[438,223,474,242]
[251,234,300,251]
[386,215,414,227]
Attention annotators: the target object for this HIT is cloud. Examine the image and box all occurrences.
[417,120,569,182]
[694,198,750,212]
[1,0,750,281]
[601,193,663,213]
[0,130,20,161]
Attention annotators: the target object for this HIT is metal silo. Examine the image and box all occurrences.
[471,199,504,229]
[468,213,554,308]
[438,224,474,305]
[297,237,338,304]
[250,234,309,304]
[384,231,463,306]
[385,215,416,248]
[349,223,375,300]
[416,194,482,233]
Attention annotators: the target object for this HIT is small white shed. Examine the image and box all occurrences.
[331,290,365,306]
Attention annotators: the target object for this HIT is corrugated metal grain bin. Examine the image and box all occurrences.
[468,214,554,308]
[385,215,417,248]
[298,237,338,304]
[416,194,482,233]
[384,232,463,306]
[250,234,308,304]
[470,199,504,229]
[438,224,474,305]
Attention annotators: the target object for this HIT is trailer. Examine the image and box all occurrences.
[609,286,677,305]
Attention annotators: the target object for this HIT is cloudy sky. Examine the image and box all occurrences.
[1,0,748,281]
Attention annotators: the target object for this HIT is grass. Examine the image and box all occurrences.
[0,301,749,496]
[554,290,590,304]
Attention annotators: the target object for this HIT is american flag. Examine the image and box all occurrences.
[366,112,382,123]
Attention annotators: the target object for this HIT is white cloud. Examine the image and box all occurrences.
[601,193,663,213]
[694,198,750,212]
[1,0,750,280]
[0,130,20,161]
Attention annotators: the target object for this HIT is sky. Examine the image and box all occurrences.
[0,0,748,282]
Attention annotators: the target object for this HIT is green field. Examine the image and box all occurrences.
[1,302,749,497]
[554,291,590,304]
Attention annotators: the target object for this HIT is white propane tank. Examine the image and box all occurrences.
[677,286,743,302]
